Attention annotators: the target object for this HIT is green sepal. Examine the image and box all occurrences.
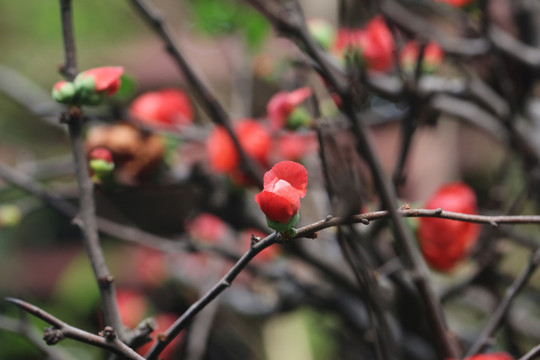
[52,82,77,104]
[89,159,114,178]
[0,205,22,227]
[286,106,312,130]
[74,75,104,106]
[266,212,299,235]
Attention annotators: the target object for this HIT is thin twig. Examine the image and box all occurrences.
[128,0,264,187]
[465,247,540,357]
[4,298,144,360]
[58,0,124,339]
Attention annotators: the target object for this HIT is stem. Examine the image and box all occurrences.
[58,0,123,340]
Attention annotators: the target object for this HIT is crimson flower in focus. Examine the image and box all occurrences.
[418,182,480,271]
[464,353,514,360]
[334,16,394,72]
[400,41,444,73]
[130,88,194,129]
[75,66,124,95]
[116,289,148,329]
[136,313,182,359]
[267,87,312,130]
[255,161,307,233]
[206,119,271,176]
[436,0,475,7]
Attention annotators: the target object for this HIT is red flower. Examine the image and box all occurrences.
[130,88,194,129]
[418,182,480,271]
[334,17,394,72]
[400,41,444,73]
[77,66,124,95]
[116,289,148,329]
[267,87,312,130]
[276,132,318,161]
[133,247,167,288]
[89,147,113,162]
[136,313,182,359]
[187,213,228,243]
[255,161,307,224]
[206,119,271,174]
[465,353,514,360]
[436,0,475,7]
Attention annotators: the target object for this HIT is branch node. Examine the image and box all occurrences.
[157,332,168,342]
[489,220,499,228]
[43,326,64,345]
[325,215,333,222]
[360,218,370,225]
[98,275,115,287]
[99,326,116,340]
[306,231,319,239]
[434,208,443,215]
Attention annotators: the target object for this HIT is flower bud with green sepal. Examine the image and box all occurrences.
[88,147,115,183]
[52,81,77,104]
[286,106,312,130]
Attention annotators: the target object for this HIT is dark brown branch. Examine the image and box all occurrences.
[4,298,144,360]
[144,233,280,360]
[465,247,540,357]
[128,0,264,187]
[58,0,124,339]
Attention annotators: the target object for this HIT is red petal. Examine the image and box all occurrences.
[255,190,299,223]
[130,88,193,128]
[83,67,124,95]
[263,161,308,197]
[206,126,239,172]
[236,120,271,165]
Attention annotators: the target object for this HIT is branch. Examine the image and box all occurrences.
[58,0,123,339]
[465,247,540,357]
[128,0,264,187]
[144,232,280,360]
[0,314,74,360]
[4,298,144,360]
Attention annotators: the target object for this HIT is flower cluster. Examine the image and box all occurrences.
[417,182,480,271]
[52,66,123,106]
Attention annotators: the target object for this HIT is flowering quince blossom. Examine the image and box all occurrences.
[418,182,480,271]
[206,119,272,175]
[255,161,308,233]
[334,16,395,72]
[400,41,444,73]
[52,66,124,106]
[267,87,312,130]
[130,88,194,129]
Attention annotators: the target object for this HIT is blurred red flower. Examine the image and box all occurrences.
[206,119,271,174]
[255,161,307,224]
[267,87,312,130]
[418,182,480,271]
[465,353,514,360]
[130,88,194,129]
[187,213,228,243]
[116,289,148,329]
[436,0,475,7]
[334,16,394,72]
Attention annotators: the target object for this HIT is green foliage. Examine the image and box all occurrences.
[186,0,270,52]
[112,74,137,102]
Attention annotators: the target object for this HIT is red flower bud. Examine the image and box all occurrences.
[255,161,307,224]
[206,119,271,174]
[418,182,480,271]
[267,87,312,130]
[76,66,124,95]
[130,88,194,129]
